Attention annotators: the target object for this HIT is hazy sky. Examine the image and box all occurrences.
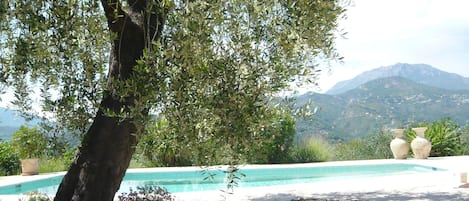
[314,0,469,93]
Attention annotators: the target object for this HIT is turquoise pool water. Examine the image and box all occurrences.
[0,163,444,195]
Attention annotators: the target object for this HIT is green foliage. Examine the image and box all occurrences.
[138,109,296,166]
[136,117,192,167]
[403,127,417,144]
[363,130,394,159]
[0,0,108,135]
[398,118,463,157]
[290,137,332,163]
[247,109,296,164]
[117,185,174,201]
[334,140,367,161]
[38,158,68,173]
[223,165,246,194]
[0,141,20,176]
[424,118,461,156]
[460,124,469,155]
[2,1,345,194]
[11,126,47,158]
[154,1,344,167]
[25,147,76,174]
[62,146,77,167]
[333,129,393,161]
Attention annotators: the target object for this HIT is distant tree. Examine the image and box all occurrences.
[460,124,469,155]
[1,1,345,200]
[291,136,333,163]
[0,141,20,176]
[137,116,192,167]
[363,129,393,159]
[10,126,47,159]
[247,108,296,164]
[333,129,393,160]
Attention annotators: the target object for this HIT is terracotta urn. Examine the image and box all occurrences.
[411,127,431,159]
[390,129,409,159]
[21,158,39,176]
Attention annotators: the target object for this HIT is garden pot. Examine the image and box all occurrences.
[411,127,431,159]
[21,158,39,176]
[390,129,409,159]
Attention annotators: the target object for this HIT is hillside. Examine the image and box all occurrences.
[326,63,469,95]
[0,108,41,141]
[296,76,469,141]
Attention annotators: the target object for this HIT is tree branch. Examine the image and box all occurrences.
[127,0,147,12]
[100,0,127,31]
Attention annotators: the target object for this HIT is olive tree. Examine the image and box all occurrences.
[1,1,345,200]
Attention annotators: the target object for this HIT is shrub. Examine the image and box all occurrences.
[361,130,393,159]
[38,158,68,173]
[137,118,192,167]
[0,141,20,176]
[290,136,332,163]
[424,118,461,156]
[11,126,47,158]
[20,192,52,201]
[333,129,393,161]
[460,124,469,155]
[333,139,367,161]
[117,185,174,201]
[248,109,296,164]
[62,146,77,167]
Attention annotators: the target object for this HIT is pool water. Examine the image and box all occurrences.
[0,163,444,195]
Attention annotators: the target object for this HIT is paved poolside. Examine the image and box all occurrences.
[1,156,468,201]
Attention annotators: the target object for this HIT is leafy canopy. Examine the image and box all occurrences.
[1,0,345,163]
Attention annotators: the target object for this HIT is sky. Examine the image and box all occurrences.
[313,0,469,93]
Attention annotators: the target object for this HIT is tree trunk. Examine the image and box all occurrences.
[54,1,164,200]
[54,109,139,201]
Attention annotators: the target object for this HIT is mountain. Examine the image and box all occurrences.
[326,63,469,95]
[0,108,41,141]
[296,76,469,141]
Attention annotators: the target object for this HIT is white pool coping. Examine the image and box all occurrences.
[1,156,469,201]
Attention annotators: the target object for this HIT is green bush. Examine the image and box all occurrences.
[11,126,47,159]
[38,158,68,173]
[0,141,20,176]
[290,137,332,163]
[362,130,394,159]
[247,109,296,164]
[333,129,393,161]
[21,192,52,201]
[424,118,461,156]
[460,124,469,155]
[62,146,77,167]
[117,185,174,201]
[333,140,367,161]
[136,118,192,167]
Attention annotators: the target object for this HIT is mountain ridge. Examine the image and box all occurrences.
[296,75,469,141]
[0,108,41,141]
[326,63,469,95]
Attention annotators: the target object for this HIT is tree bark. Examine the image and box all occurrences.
[54,1,164,200]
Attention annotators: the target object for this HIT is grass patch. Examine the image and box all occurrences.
[290,137,332,163]
[38,158,68,173]
[128,158,152,168]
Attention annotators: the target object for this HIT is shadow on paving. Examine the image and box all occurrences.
[249,190,469,201]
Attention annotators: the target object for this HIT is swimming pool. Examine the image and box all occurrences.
[0,163,444,195]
